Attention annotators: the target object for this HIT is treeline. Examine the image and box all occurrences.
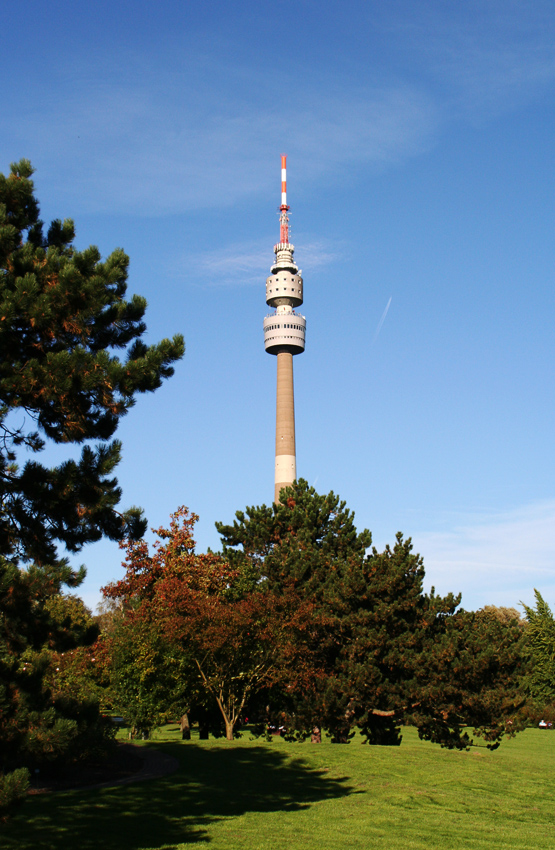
[93,483,550,748]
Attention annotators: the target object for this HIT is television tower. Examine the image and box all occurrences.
[263,155,306,503]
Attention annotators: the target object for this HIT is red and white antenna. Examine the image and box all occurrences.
[279,153,290,244]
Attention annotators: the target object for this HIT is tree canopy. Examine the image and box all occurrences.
[217,481,371,600]
[0,159,184,566]
[0,556,111,773]
[522,589,555,705]
[103,508,316,740]
[216,481,526,749]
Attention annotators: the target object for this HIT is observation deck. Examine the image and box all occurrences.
[266,270,303,308]
[263,311,306,355]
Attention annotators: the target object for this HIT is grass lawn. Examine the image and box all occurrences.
[3,725,554,850]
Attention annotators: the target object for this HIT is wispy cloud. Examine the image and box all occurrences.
[409,500,555,610]
[178,239,343,287]
[4,50,437,217]
[5,5,555,218]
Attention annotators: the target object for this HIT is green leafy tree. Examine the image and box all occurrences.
[480,606,525,626]
[102,611,178,738]
[522,590,555,705]
[44,595,112,713]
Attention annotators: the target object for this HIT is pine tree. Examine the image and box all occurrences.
[0,159,184,566]
[522,589,555,705]
[0,557,112,773]
[216,479,371,600]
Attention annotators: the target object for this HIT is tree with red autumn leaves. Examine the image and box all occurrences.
[103,507,319,740]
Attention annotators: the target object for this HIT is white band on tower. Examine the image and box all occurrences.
[281,154,287,207]
[275,454,297,478]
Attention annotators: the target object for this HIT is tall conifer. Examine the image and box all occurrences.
[0,159,184,565]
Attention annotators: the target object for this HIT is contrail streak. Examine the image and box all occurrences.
[373,297,392,343]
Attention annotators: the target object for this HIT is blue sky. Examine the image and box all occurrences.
[2,0,554,612]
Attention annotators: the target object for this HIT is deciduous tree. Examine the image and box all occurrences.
[103,508,317,740]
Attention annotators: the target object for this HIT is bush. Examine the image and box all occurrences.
[0,768,30,822]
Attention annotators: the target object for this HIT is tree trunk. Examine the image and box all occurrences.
[225,718,234,741]
[180,713,191,740]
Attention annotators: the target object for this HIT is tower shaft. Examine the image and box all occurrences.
[275,351,296,503]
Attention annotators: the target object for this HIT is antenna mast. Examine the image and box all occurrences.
[279,154,290,245]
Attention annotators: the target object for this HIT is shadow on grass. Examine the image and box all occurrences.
[4,742,358,850]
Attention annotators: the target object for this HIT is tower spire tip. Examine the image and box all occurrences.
[279,154,289,242]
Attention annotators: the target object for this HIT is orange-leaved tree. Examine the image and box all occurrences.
[103,507,318,740]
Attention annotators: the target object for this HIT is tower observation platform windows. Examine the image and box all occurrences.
[263,312,306,355]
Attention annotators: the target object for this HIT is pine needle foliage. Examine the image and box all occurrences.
[0,159,184,566]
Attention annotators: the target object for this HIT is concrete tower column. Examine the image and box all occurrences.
[275,351,296,503]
